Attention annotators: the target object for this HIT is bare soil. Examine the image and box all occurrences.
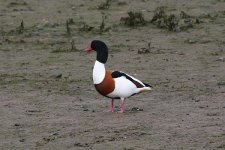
[0,0,225,149]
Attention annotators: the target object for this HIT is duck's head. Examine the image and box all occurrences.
[85,40,108,63]
[85,40,107,52]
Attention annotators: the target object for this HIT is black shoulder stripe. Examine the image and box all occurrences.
[111,71,122,78]
[112,71,134,81]
[111,71,144,88]
[112,71,129,79]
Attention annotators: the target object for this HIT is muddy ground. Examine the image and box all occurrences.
[0,0,225,149]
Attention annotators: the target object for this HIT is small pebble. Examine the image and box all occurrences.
[83,108,88,111]
[14,123,20,126]
[53,133,59,136]
[131,107,143,111]
[216,57,225,62]
[19,139,25,142]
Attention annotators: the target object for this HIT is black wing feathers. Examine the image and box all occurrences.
[143,83,153,88]
[111,71,144,88]
[111,71,133,81]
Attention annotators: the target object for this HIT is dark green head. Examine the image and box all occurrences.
[85,40,108,64]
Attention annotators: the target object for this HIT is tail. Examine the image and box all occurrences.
[137,83,152,93]
[141,86,152,91]
[144,83,153,88]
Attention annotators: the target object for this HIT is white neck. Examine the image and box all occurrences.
[93,60,105,84]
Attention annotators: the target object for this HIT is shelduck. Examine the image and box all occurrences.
[85,40,152,113]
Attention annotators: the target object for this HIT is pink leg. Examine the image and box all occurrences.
[104,99,114,112]
[120,98,125,113]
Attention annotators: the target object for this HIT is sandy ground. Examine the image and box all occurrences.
[1,0,225,149]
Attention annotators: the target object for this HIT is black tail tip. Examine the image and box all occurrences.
[144,83,153,88]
